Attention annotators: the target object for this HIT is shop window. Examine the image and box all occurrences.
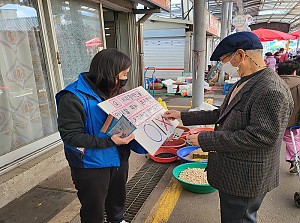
[0,1,57,156]
[50,0,103,85]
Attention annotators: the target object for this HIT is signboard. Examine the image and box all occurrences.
[232,14,252,32]
[146,0,171,12]
[205,9,221,37]
[98,86,179,155]
[232,15,247,27]
[208,14,220,36]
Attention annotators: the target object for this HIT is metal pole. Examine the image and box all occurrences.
[184,31,192,73]
[191,0,206,108]
[221,2,229,41]
[227,2,233,35]
[217,2,229,85]
[137,14,152,87]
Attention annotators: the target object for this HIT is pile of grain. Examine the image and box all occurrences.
[185,148,208,160]
[179,168,208,185]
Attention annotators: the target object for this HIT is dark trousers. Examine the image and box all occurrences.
[71,151,129,223]
[219,191,266,223]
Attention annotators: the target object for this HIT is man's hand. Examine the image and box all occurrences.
[111,132,135,145]
[186,134,200,146]
[162,109,181,120]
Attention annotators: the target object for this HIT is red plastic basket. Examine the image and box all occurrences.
[161,138,186,149]
[189,127,214,135]
[149,147,178,163]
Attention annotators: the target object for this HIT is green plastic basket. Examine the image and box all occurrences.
[173,162,216,194]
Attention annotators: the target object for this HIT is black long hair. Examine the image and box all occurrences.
[89,48,131,98]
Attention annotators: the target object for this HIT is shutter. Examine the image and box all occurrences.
[144,37,185,80]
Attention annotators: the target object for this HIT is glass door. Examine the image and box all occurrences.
[50,0,104,85]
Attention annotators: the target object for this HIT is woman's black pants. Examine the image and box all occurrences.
[71,157,129,223]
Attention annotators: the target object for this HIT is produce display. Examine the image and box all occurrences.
[155,153,177,158]
[185,148,208,161]
[148,147,178,163]
[161,138,186,148]
[179,168,208,185]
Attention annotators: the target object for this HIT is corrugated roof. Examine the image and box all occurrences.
[207,0,300,31]
[149,0,300,31]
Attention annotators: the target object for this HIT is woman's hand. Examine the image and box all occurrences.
[111,132,135,145]
[162,109,181,120]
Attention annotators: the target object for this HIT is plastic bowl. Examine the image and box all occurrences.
[173,162,216,194]
[177,146,207,163]
[189,127,214,135]
[149,147,178,163]
[161,138,186,149]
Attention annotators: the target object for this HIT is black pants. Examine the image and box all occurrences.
[71,149,129,223]
[219,191,266,223]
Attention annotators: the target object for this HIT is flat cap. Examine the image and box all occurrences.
[210,31,263,61]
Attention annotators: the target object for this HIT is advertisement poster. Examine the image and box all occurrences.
[98,86,179,155]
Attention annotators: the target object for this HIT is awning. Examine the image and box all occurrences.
[85,37,102,47]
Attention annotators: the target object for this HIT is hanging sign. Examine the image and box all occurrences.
[232,14,253,32]
[146,0,171,12]
[205,9,221,37]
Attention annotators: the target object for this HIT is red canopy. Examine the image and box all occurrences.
[290,30,300,38]
[85,37,102,47]
[251,28,296,42]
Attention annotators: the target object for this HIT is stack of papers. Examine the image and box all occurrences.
[101,115,136,138]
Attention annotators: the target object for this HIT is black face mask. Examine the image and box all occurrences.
[119,79,127,87]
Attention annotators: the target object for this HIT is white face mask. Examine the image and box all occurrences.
[222,62,240,77]
[221,53,240,78]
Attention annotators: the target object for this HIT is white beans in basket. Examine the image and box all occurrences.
[179,168,208,185]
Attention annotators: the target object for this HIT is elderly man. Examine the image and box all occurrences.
[163,32,294,223]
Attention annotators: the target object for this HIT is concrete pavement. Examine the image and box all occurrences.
[44,140,300,223]
[135,144,300,223]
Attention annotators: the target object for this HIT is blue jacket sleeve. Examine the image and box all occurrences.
[128,140,148,154]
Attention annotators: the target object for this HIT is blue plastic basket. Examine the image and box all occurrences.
[177,146,208,163]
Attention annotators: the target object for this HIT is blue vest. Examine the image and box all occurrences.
[56,73,147,168]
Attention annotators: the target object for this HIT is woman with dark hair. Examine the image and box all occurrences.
[277,60,300,173]
[264,52,276,71]
[274,51,281,69]
[56,48,146,223]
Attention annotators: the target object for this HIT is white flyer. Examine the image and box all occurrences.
[98,86,179,155]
